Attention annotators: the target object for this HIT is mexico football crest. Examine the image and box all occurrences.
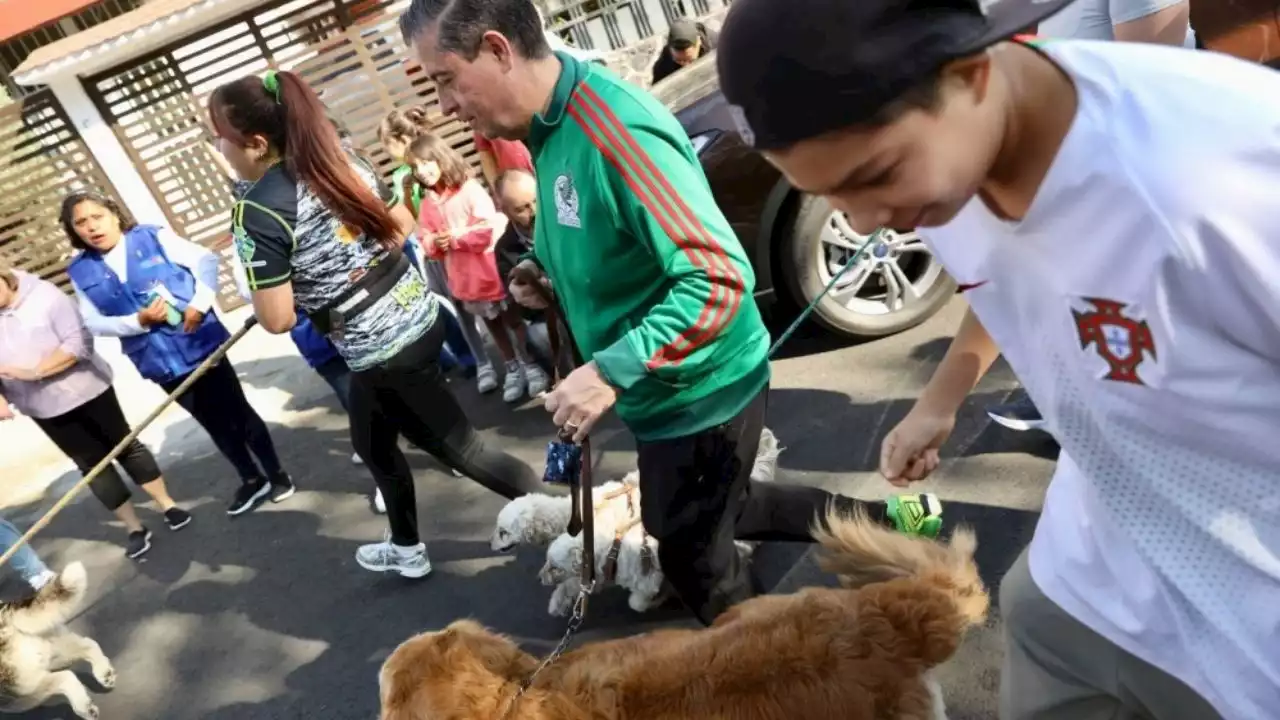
[554,172,581,229]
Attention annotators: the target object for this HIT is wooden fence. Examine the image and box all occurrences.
[0,89,122,293]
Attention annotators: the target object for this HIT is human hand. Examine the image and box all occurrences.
[182,306,205,333]
[879,402,956,487]
[0,366,37,382]
[508,260,551,310]
[0,399,12,421]
[543,361,617,443]
[433,232,452,251]
[136,297,169,327]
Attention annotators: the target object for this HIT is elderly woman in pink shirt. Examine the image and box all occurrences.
[0,266,190,560]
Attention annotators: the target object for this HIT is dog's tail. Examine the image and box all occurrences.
[4,561,88,635]
[750,427,783,483]
[814,509,988,665]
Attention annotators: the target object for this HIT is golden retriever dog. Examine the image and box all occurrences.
[378,510,988,720]
[0,562,115,719]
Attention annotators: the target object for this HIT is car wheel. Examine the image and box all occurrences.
[782,195,956,338]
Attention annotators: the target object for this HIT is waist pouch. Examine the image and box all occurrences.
[307,250,411,335]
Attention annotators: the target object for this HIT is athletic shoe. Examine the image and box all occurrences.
[524,362,550,397]
[476,363,499,394]
[502,363,527,403]
[29,569,57,590]
[355,534,432,578]
[269,473,296,503]
[227,478,271,516]
[373,486,387,514]
[164,507,192,531]
[986,394,1047,432]
[885,493,944,539]
[126,528,153,559]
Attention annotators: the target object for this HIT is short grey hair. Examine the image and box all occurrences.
[493,168,535,199]
[399,0,552,61]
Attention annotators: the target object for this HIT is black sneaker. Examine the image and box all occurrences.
[164,507,192,531]
[126,528,153,559]
[986,394,1047,432]
[227,479,272,516]
[269,473,296,503]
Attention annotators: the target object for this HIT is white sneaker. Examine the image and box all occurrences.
[351,452,364,465]
[476,364,498,394]
[373,487,386,514]
[524,362,550,397]
[29,569,56,591]
[502,363,526,403]
[355,533,432,578]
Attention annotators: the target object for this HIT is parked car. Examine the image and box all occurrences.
[652,54,956,340]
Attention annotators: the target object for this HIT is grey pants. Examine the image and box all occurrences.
[1000,549,1222,720]
[420,258,489,367]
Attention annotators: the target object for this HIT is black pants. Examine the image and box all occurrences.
[636,387,877,626]
[159,357,282,484]
[34,387,163,512]
[349,320,543,547]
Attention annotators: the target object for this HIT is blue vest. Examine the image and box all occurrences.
[67,225,230,384]
[289,311,341,368]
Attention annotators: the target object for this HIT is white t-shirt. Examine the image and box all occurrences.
[1039,0,1196,47]
[921,40,1280,719]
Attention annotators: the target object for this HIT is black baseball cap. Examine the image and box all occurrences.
[717,0,1074,150]
[667,19,701,49]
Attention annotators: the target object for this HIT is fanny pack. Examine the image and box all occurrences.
[308,249,410,335]
[232,198,411,337]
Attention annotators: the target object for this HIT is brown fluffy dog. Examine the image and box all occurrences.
[379,510,988,720]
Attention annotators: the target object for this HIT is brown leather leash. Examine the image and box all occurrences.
[500,262,597,719]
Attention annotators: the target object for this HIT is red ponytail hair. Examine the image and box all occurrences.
[210,71,401,249]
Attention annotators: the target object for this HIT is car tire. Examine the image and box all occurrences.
[781,194,956,339]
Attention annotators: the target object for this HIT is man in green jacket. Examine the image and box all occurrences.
[400,0,942,624]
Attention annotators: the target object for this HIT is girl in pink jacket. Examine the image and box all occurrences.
[407,134,548,402]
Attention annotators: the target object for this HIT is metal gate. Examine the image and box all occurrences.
[83,0,470,311]
[0,89,122,293]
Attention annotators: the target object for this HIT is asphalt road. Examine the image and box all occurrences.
[2,298,1059,720]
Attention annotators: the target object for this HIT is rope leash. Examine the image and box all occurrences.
[499,226,883,717]
[0,317,261,569]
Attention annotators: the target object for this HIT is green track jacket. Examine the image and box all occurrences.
[528,52,770,441]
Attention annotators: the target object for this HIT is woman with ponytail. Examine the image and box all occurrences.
[210,70,542,579]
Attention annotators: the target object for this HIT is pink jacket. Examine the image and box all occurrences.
[419,179,509,303]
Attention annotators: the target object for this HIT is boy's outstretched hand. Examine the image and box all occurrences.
[880,404,955,487]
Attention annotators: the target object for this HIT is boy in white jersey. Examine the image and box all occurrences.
[718,1,1279,718]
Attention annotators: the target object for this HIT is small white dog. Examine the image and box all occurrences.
[490,477,638,552]
[0,562,115,720]
[539,523,756,616]
[491,427,782,553]
[533,428,782,616]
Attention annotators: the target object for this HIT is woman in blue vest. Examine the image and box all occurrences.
[61,191,294,516]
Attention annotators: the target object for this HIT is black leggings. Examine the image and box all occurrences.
[160,357,282,484]
[636,386,882,626]
[349,320,543,546]
[34,387,163,512]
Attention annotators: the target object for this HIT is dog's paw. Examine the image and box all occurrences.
[96,664,117,690]
[75,702,99,720]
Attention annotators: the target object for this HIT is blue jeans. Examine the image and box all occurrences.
[315,357,353,412]
[0,518,49,587]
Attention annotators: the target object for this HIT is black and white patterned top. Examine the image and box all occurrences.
[232,161,438,372]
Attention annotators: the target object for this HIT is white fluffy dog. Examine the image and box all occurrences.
[532,428,781,616]
[538,522,757,616]
[490,427,782,553]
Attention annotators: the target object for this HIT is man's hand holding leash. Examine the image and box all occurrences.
[545,362,616,444]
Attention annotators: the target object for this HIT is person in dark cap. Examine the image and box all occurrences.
[651,18,717,85]
[718,1,1280,719]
